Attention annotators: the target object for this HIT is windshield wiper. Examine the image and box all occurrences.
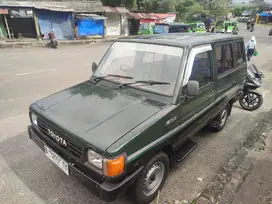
[119,80,171,88]
[93,74,133,82]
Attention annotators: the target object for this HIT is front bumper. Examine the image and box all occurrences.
[28,125,143,202]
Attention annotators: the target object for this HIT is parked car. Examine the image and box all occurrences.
[154,23,169,34]
[28,33,246,204]
[168,23,193,33]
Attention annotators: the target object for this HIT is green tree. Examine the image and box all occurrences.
[208,0,228,18]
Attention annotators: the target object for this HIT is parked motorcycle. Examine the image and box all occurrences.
[239,63,264,111]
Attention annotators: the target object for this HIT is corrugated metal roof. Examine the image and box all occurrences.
[63,1,104,12]
[103,6,129,13]
[0,1,104,12]
[75,13,106,19]
[128,13,158,19]
[0,1,73,11]
[128,12,177,20]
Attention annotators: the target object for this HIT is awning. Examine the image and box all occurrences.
[103,6,129,13]
[127,13,158,20]
[0,8,8,14]
[127,13,176,20]
[258,13,271,17]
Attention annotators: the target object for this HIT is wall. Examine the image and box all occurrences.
[105,13,120,36]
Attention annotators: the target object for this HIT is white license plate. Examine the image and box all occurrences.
[44,145,69,175]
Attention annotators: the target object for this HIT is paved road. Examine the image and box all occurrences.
[0,26,271,204]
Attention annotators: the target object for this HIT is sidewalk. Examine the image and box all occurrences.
[0,37,119,49]
[196,110,272,204]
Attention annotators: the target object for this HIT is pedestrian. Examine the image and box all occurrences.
[224,23,228,33]
[246,36,257,61]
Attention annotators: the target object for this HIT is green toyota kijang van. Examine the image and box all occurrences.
[28,33,246,204]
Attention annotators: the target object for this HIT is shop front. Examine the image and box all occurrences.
[5,8,37,38]
[36,9,74,40]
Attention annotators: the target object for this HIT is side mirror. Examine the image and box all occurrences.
[186,80,199,97]
[92,62,98,73]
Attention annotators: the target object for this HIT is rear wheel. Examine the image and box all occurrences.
[210,105,229,132]
[133,152,169,204]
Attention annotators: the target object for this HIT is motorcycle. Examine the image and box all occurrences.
[49,39,58,49]
[47,32,58,49]
[239,63,264,111]
[249,26,254,32]
[269,28,272,36]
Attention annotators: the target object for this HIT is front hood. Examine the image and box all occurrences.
[31,81,161,151]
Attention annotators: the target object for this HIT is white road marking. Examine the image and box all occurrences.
[16,69,56,76]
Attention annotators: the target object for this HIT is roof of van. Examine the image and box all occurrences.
[116,33,243,47]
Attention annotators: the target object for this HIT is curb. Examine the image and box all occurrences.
[0,38,117,49]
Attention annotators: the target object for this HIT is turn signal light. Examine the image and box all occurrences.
[103,155,125,177]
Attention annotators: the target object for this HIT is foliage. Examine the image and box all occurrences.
[231,8,243,17]
[101,0,229,22]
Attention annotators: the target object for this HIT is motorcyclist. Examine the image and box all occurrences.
[232,24,238,35]
[250,20,255,29]
[246,20,251,30]
[245,36,257,61]
[48,29,56,42]
[48,29,58,48]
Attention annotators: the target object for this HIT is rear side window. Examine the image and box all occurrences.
[215,44,234,75]
[232,42,244,66]
[189,51,212,87]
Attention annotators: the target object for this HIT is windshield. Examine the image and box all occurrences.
[197,23,205,29]
[94,42,184,96]
[140,23,150,30]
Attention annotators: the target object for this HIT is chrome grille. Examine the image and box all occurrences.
[37,120,82,158]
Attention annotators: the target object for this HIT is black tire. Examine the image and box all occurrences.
[239,91,263,111]
[210,105,229,132]
[133,152,169,204]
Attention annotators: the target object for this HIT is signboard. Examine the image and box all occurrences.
[162,15,176,23]
[0,9,9,14]
[9,9,33,18]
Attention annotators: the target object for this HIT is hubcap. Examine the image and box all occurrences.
[143,161,165,196]
[220,109,228,127]
[242,93,260,108]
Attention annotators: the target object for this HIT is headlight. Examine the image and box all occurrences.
[87,150,103,169]
[31,113,38,126]
[87,150,125,177]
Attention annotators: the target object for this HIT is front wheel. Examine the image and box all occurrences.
[133,152,169,204]
[239,91,263,111]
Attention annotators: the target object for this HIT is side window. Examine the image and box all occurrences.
[189,51,212,87]
[216,44,234,76]
[233,42,244,67]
